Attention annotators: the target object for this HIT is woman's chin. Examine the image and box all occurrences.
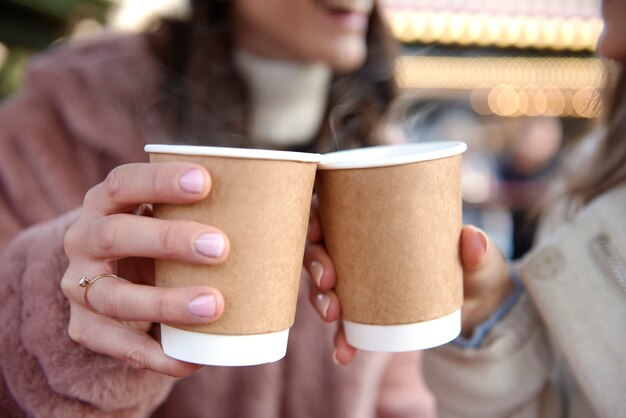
[325,42,367,73]
[597,25,626,63]
[597,37,626,63]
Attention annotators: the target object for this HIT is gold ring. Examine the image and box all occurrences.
[78,274,119,314]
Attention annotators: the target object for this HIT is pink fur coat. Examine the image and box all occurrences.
[0,34,433,418]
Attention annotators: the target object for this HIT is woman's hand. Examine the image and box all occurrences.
[61,162,230,377]
[459,225,513,336]
[305,196,513,364]
[304,196,357,364]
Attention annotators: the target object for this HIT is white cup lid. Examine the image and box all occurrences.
[318,141,467,170]
[145,144,322,163]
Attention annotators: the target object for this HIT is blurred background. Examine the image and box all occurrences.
[0,0,606,259]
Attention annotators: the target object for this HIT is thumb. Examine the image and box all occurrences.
[461,225,509,299]
[461,225,489,271]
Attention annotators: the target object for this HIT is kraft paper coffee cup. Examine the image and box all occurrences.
[145,144,320,366]
[316,141,467,352]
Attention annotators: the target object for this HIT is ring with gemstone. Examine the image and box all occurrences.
[78,274,119,314]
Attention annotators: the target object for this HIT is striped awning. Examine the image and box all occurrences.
[382,0,602,51]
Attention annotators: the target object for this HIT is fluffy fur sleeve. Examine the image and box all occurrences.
[0,35,176,417]
[0,212,175,418]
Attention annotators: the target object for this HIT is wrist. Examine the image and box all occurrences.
[456,271,524,348]
[462,276,515,336]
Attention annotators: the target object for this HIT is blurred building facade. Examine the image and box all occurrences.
[382,0,606,258]
[385,0,604,120]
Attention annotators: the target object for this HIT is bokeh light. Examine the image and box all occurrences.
[396,56,605,119]
[388,10,602,52]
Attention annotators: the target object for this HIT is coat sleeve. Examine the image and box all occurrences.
[519,186,626,418]
[422,292,559,418]
[423,186,626,418]
[0,58,175,417]
[0,212,175,418]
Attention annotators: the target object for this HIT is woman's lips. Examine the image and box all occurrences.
[319,0,374,15]
[317,0,373,31]
[324,9,369,31]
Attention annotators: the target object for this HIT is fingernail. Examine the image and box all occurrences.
[315,292,330,318]
[475,228,489,256]
[179,169,205,193]
[195,233,225,258]
[188,294,217,317]
[310,261,324,287]
[332,349,340,365]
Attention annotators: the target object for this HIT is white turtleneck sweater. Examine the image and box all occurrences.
[233,49,332,148]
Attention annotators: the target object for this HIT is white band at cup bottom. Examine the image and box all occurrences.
[161,324,290,366]
[343,309,461,352]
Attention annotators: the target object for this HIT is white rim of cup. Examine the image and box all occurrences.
[160,324,290,366]
[343,309,461,352]
[145,144,322,163]
[318,141,467,170]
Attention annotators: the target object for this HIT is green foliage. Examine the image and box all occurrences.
[0,0,111,97]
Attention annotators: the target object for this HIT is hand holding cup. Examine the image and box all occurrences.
[146,145,320,366]
[61,161,229,376]
[306,141,468,361]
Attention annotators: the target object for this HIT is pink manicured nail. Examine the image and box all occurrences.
[315,292,330,318]
[179,169,205,193]
[195,233,225,258]
[310,261,324,287]
[188,294,217,317]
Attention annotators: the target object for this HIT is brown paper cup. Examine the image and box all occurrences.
[145,144,320,366]
[316,141,466,351]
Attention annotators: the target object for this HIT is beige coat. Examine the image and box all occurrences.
[424,138,626,417]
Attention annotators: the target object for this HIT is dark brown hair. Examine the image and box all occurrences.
[145,1,398,152]
[566,65,626,204]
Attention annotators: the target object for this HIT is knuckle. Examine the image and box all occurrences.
[63,223,82,256]
[157,293,175,321]
[104,167,125,202]
[67,320,86,345]
[150,167,168,197]
[124,346,148,370]
[60,275,74,298]
[158,222,183,257]
[95,216,122,254]
[82,186,100,211]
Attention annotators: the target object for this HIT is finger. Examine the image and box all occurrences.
[460,225,489,270]
[460,225,509,298]
[68,306,201,377]
[307,195,323,243]
[128,320,153,333]
[66,274,225,324]
[84,162,211,216]
[308,287,341,322]
[66,214,229,264]
[333,325,357,365]
[303,243,337,291]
